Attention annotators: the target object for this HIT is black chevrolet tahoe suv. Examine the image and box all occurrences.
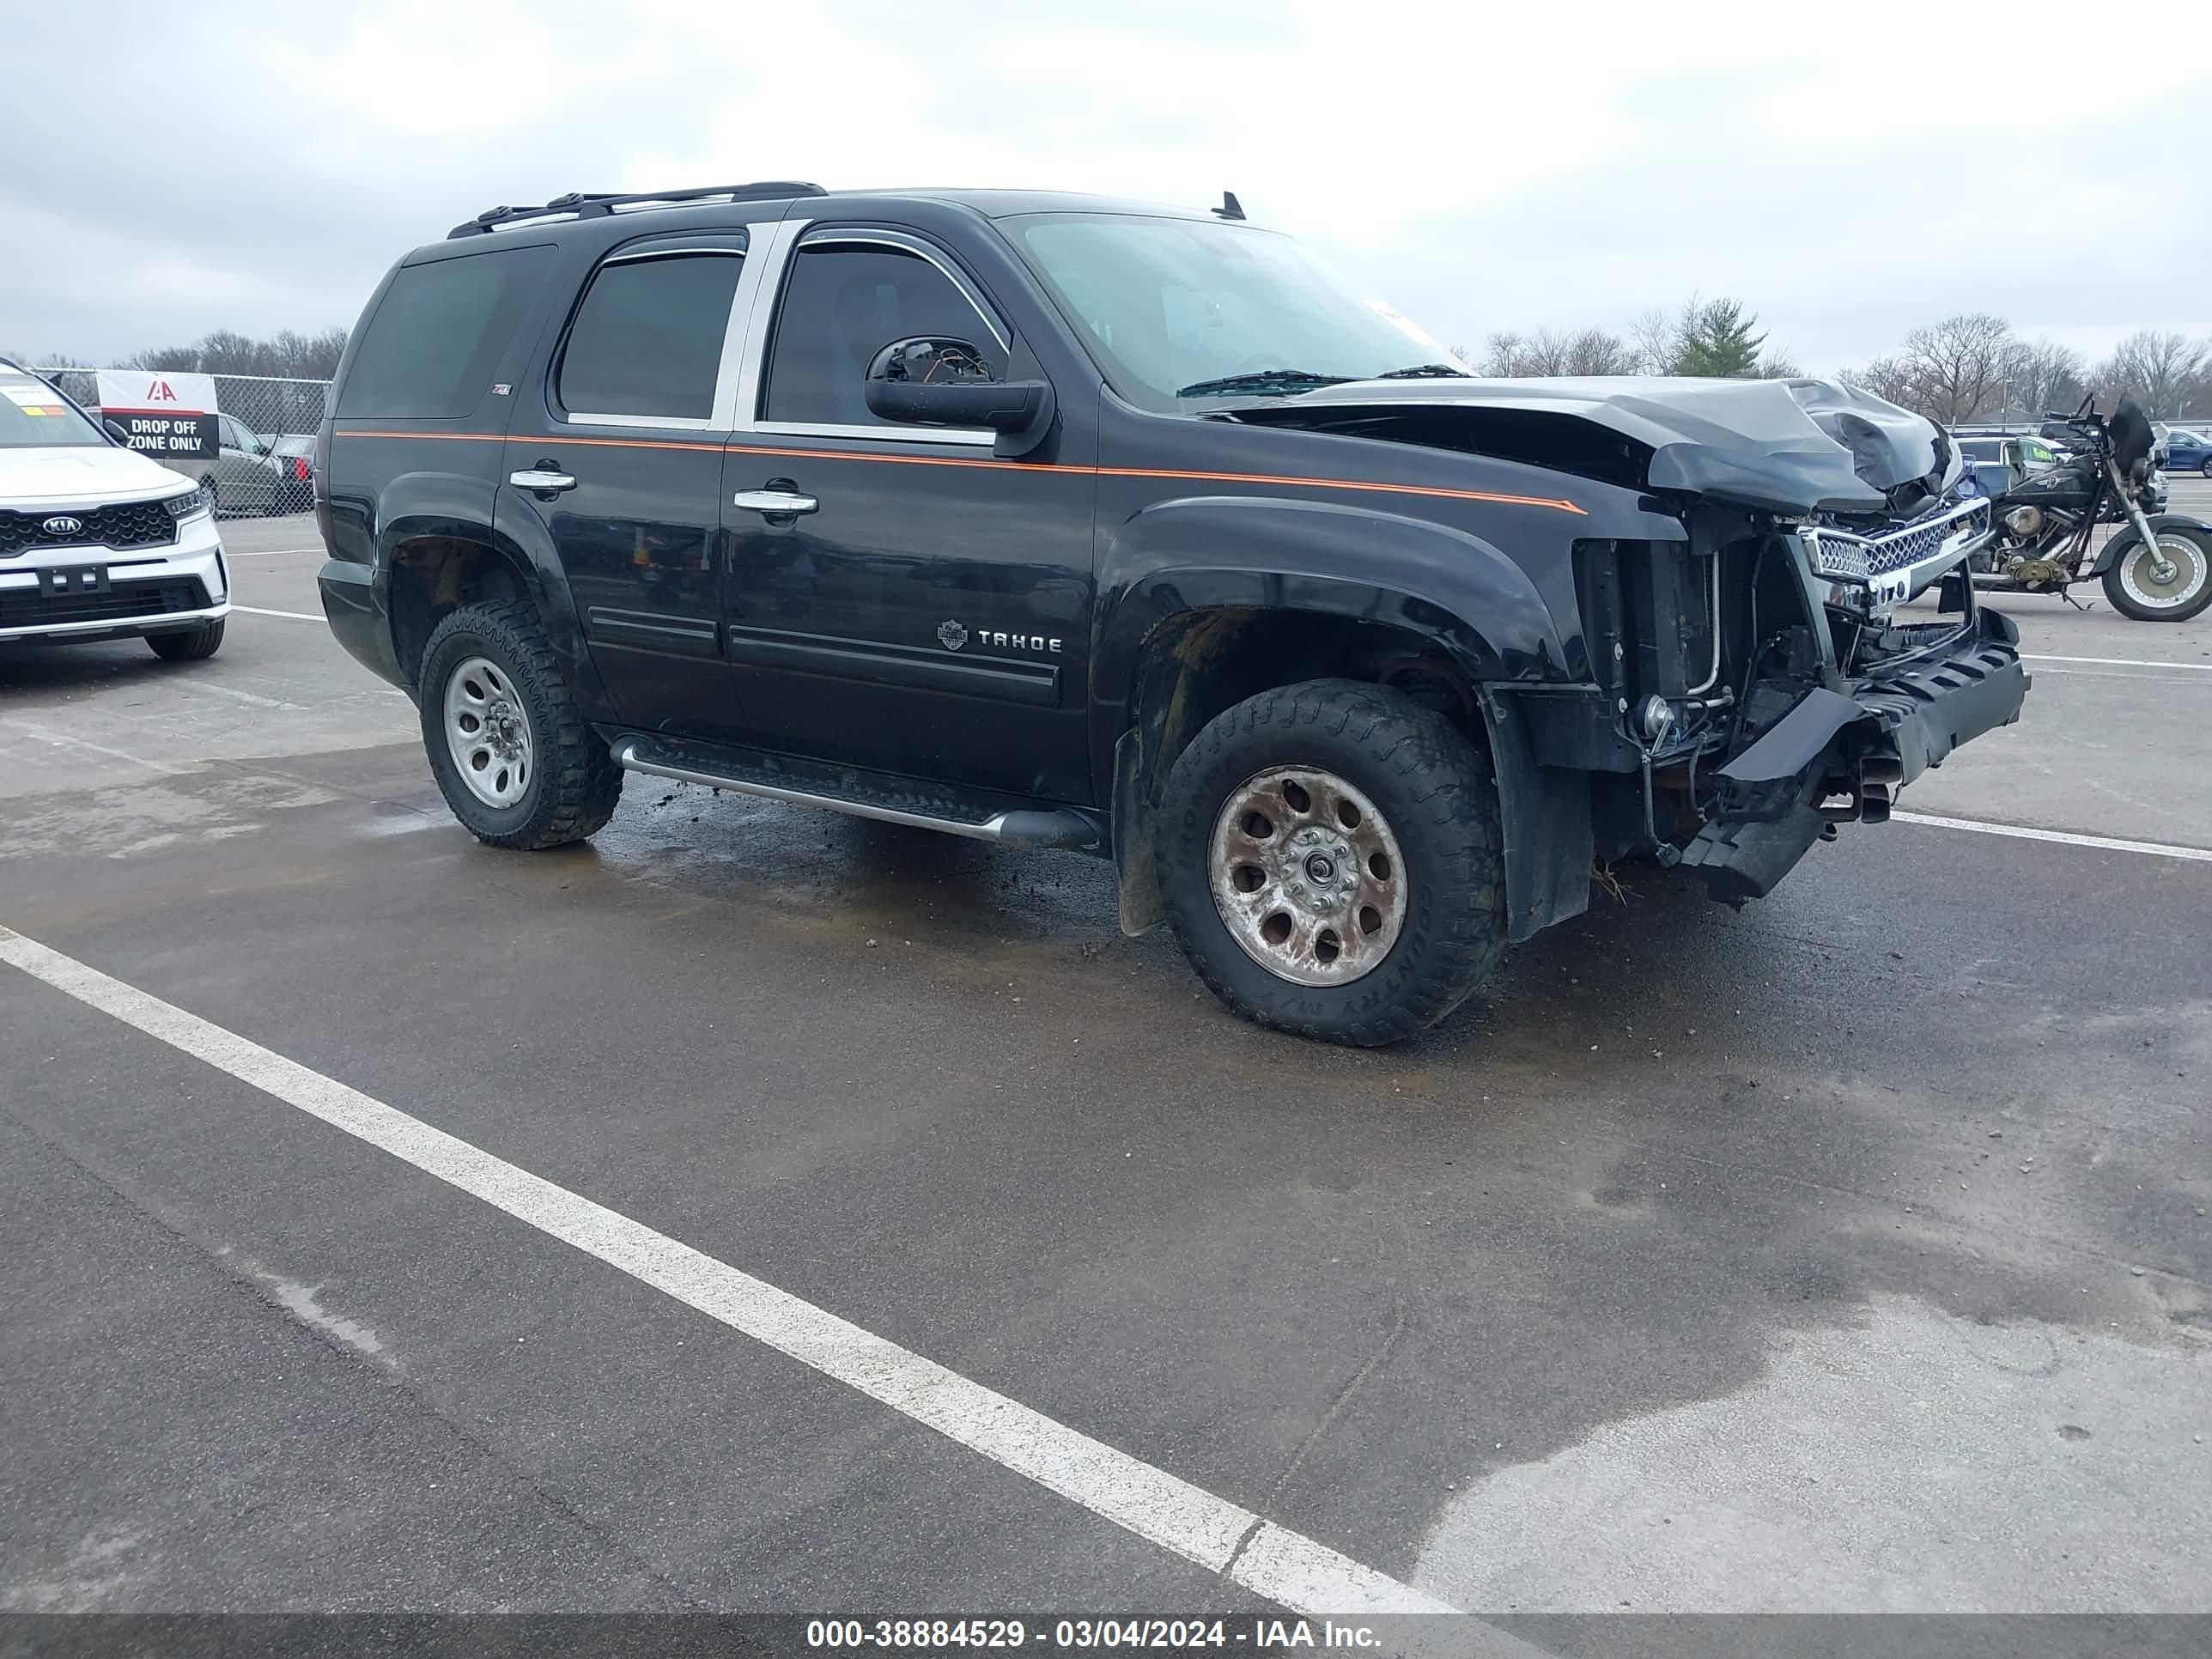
[317,182,2028,1045]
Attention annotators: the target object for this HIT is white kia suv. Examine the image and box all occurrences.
[0,358,229,659]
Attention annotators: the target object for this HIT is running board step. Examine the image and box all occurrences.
[609,733,1103,850]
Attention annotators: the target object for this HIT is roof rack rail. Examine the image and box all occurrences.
[447,181,829,239]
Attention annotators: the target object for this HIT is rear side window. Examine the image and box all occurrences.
[557,253,744,422]
[337,246,551,419]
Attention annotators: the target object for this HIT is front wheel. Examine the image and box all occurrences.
[1155,679,1506,1046]
[2102,526,2212,622]
[418,599,623,848]
[147,619,224,661]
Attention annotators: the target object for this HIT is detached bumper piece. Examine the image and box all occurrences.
[1680,609,2027,903]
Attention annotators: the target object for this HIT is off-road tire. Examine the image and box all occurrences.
[418,599,623,848]
[146,619,224,661]
[1156,678,1506,1046]
[2100,524,2212,623]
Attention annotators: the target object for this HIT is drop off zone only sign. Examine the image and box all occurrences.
[96,370,218,462]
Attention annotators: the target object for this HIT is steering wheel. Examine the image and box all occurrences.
[1230,353,1288,374]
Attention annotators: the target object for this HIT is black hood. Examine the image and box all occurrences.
[1231,375,1954,518]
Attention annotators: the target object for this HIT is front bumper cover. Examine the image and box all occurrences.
[0,514,229,644]
[1679,607,2028,902]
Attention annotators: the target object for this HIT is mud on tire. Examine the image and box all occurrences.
[418,599,623,849]
[1155,678,1506,1047]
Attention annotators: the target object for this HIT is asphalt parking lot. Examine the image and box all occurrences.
[3,494,2209,1626]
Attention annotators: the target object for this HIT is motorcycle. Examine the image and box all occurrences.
[1951,397,2212,622]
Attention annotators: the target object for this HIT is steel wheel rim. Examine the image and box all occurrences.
[443,655,534,808]
[1209,766,1407,987]
[2119,533,2208,612]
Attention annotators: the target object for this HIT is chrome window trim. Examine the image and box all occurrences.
[728,217,807,434]
[556,243,763,433]
[749,419,995,448]
[564,412,716,431]
[732,220,1006,443]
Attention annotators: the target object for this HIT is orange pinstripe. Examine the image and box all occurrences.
[334,428,1588,516]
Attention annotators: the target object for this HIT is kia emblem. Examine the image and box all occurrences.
[42,515,83,538]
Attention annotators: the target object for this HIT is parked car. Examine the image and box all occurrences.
[2158,428,2212,477]
[122,408,294,516]
[0,358,229,659]
[265,433,317,512]
[316,183,2029,1044]
[1957,434,2058,495]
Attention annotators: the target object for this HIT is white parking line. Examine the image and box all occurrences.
[230,605,325,622]
[0,720,193,776]
[2022,653,2212,672]
[223,548,326,558]
[1893,811,2212,863]
[0,923,1463,1622]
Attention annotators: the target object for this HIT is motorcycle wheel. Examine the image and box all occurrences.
[2102,526,2212,622]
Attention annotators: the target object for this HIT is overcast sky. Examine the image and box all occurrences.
[5,0,2208,373]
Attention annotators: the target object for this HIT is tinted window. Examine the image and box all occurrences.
[337,245,552,420]
[558,253,743,421]
[763,242,1006,426]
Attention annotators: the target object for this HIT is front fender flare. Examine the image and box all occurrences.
[1094,495,1570,724]
[2087,511,2212,576]
[1096,495,1589,944]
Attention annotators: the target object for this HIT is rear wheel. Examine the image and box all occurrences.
[1156,679,1506,1046]
[418,599,623,848]
[2102,526,2212,622]
[146,619,224,661]
[2200,459,2211,479]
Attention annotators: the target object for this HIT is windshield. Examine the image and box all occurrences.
[1958,439,2003,461]
[1008,213,1458,410]
[0,368,105,448]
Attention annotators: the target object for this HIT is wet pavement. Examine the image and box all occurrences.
[2,501,2208,1621]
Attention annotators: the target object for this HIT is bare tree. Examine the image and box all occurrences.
[123,326,349,380]
[1475,327,1639,378]
[1838,357,1917,407]
[2003,337,2088,419]
[1859,313,2014,423]
[2094,330,2208,420]
[1559,327,1639,376]
[1628,307,1677,377]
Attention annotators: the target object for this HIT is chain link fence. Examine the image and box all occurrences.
[33,368,331,519]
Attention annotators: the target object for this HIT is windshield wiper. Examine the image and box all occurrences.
[1375,362,1473,379]
[1174,369,1352,398]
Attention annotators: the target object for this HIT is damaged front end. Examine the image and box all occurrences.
[1225,372,2029,909]
[1580,497,2027,906]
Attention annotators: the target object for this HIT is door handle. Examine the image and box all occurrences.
[732,488,819,516]
[510,465,577,492]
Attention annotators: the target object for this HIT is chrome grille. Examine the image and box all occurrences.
[1802,498,1989,586]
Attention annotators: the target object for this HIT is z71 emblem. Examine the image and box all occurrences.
[937,620,969,651]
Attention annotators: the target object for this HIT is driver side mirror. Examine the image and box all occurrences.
[863,337,1055,458]
[103,418,131,446]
